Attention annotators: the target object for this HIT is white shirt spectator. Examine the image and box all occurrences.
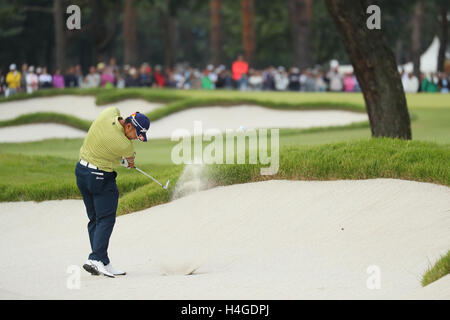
[26,71,39,94]
[404,74,419,93]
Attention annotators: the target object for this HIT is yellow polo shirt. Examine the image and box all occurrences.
[79,107,134,172]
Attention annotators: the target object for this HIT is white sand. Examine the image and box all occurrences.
[0,96,163,121]
[0,96,368,142]
[0,123,87,142]
[149,105,368,139]
[0,178,448,299]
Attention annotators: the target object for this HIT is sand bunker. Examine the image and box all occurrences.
[149,105,368,139]
[0,95,163,121]
[0,96,368,142]
[0,123,87,142]
[0,178,448,299]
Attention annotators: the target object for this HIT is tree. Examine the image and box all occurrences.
[411,0,423,79]
[210,0,222,66]
[241,0,255,65]
[53,0,65,71]
[324,0,411,139]
[124,0,137,65]
[437,2,448,72]
[288,0,313,69]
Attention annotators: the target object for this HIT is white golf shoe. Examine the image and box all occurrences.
[105,263,126,276]
[83,260,115,278]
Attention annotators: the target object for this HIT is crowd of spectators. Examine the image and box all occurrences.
[1,55,449,97]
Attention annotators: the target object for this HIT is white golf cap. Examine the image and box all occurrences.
[10,64,16,70]
[28,65,35,72]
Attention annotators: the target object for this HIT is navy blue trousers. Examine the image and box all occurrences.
[75,162,119,265]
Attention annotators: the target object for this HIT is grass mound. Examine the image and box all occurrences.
[422,251,450,286]
[207,138,450,187]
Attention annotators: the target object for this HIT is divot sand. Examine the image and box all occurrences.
[0,179,448,299]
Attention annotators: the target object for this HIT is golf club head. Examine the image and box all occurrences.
[163,180,170,190]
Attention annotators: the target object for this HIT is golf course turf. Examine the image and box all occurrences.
[0,88,449,286]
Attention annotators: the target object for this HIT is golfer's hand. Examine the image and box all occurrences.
[126,156,135,169]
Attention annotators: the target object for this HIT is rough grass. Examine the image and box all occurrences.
[0,153,182,215]
[207,138,450,187]
[1,138,448,206]
[421,251,450,287]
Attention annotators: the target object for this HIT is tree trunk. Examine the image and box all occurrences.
[124,0,137,66]
[161,0,177,68]
[54,0,66,71]
[437,4,448,72]
[411,0,423,79]
[210,0,222,66]
[288,0,313,69]
[241,0,255,66]
[324,0,411,140]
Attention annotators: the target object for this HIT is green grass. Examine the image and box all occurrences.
[0,153,182,215]
[422,251,450,286]
[206,138,450,187]
[1,138,448,210]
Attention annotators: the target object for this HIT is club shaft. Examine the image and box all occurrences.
[135,167,163,187]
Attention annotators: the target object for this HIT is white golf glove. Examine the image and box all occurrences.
[121,157,129,168]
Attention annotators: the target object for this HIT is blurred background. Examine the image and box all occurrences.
[0,0,448,95]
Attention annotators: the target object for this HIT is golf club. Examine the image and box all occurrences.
[135,167,170,190]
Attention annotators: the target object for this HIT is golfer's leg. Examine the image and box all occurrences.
[92,177,119,265]
[75,163,97,255]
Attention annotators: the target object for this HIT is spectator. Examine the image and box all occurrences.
[207,64,218,89]
[52,69,65,88]
[420,72,438,93]
[153,65,166,87]
[248,69,263,91]
[125,67,140,87]
[138,63,152,87]
[38,67,53,89]
[0,68,4,96]
[343,72,356,92]
[314,71,327,92]
[74,65,83,86]
[232,54,249,90]
[304,70,316,92]
[115,70,126,89]
[64,67,78,88]
[201,69,214,89]
[20,63,28,92]
[263,67,275,90]
[100,66,115,88]
[274,66,289,91]
[26,66,39,94]
[404,72,419,93]
[326,67,343,92]
[84,66,101,88]
[5,64,21,97]
[109,57,119,73]
[288,67,301,91]
[438,73,449,93]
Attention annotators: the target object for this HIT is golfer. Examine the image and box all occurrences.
[75,107,150,278]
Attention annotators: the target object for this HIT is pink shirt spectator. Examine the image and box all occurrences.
[101,72,115,87]
[343,75,355,92]
[52,74,65,88]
